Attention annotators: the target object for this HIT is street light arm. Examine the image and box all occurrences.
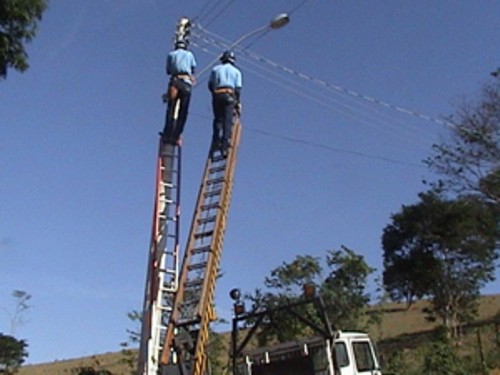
[195,13,290,79]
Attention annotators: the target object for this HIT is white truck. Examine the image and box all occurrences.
[229,289,382,375]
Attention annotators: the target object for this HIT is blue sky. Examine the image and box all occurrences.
[1,0,499,365]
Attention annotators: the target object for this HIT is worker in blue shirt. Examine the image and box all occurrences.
[208,50,242,158]
[162,40,197,145]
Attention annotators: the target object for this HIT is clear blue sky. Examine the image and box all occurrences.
[1,0,499,365]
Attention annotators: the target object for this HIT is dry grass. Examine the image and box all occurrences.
[369,294,500,340]
[18,294,500,375]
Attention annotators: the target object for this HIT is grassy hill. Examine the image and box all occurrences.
[18,294,500,375]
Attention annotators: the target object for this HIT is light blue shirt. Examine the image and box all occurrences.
[208,63,242,91]
[166,49,196,78]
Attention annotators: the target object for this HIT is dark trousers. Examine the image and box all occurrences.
[163,79,192,143]
[211,92,235,151]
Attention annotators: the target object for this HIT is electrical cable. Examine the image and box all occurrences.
[201,0,237,28]
[192,29,441,147]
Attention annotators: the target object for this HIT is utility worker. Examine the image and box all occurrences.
[162,40,197,145]
[208,50,242,158]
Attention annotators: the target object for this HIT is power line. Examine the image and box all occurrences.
[248,127,426,168]
[188,110,426,168]
[192,31,441,148]
[194,0,225,24]
[198,0,237,28]
[194,24,452,131]
[288,0,313,16]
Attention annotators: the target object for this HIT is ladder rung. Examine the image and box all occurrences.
[200,202,220,211]
[184,279,203,288]
[160,286,176,293]
[160,268,177,275]
[187,262,208,271]
[159,215,177,221]
[210,154,226,163]
[197,216,216,225]
[194,231,213,239]
[207,177,225,185]
[158,305,174,312]
[158,212,175,219]
[191,245,211,254]
[209,165,226,173]
[204,189,221,198]
[176,317,201,327]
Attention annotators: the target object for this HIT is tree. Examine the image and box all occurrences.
[422,330,467,375]
[382,192,498,336]
[0,333,28,375]
[0,0,48,79]
[119,310,141,375]
[1,291,31,336]
[321,246,375,330]
[249,255,323,344]
[246,248,375,345]
[426,77,500,205]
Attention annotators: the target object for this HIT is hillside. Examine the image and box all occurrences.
[18,294,500,375]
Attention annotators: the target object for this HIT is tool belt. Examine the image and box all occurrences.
[174,74,191,81]
[213,87,234,94]
[167,74,192,100]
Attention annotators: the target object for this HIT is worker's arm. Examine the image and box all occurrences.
[166,55,172,75]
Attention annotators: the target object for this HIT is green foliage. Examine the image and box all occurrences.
[70,356,113,374]
[0,0,48,78]
[382,192,498,336]
[422,340,467,375]
[119,311,141,375]
[264,254,323,295]
[381,350,419,375]
[207,331,228,375]
[246,247,375,345]
[426,77,500,205]
[70,367,113,375]
[321,246,375,330]
[0,333,28,374]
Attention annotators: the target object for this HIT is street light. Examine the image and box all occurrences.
[196,13,290,78]
[227,13,290,49]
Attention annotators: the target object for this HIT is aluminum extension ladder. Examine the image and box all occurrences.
[138,140,182,375]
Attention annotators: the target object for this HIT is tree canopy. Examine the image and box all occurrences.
[426,77,500,205]
[382,192,497,335]
[246,247,375,345]
[0,333,28,375]
[0,0,48,79]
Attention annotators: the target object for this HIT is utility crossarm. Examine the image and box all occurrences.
[161,121,242,375]
[138,141,182,375]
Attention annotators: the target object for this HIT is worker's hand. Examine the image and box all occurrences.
[190,75,197,86]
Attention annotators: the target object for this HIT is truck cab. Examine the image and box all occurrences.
[229,288,382,375]
[334,331,381,375]
[237,332,381,375]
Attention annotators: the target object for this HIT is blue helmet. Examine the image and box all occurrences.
[220,50,235,64]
